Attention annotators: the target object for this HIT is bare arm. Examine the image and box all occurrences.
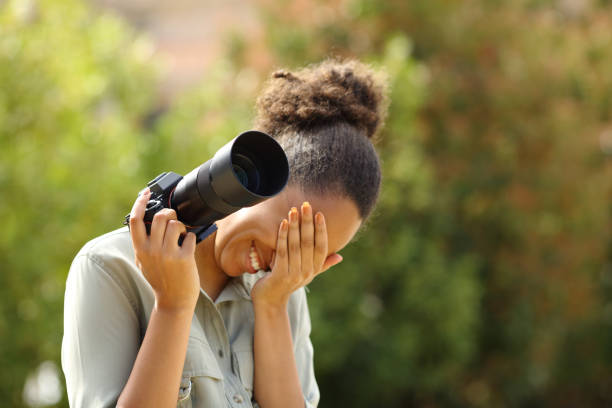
[117,305,194,408]
[253,302,303,408]
[251,203,342,407]
[117,188,200,408]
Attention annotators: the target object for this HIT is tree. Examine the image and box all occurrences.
[0,1,263,405]
[0,0,156,405]
[247,0,612,406]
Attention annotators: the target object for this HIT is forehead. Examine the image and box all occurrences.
[274,186,362,254]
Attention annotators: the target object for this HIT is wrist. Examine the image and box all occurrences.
[154,297,197,316]
[253,297,289,317]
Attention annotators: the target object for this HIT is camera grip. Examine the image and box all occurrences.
[142,198,193,246]
[143,199,164,236]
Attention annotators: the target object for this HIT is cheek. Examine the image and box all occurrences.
[213,207,285,274]
[212,229,256,275]
[217,238,249,275]
[223,234,278,275]
[212,220,238,273]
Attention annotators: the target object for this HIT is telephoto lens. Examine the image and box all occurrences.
[124,130,289,244]
[172,130,289,227]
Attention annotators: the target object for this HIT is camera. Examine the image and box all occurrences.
[123,130,289,245]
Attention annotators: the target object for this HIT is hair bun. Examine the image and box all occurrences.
[256,59,388,140]
[272,70,300,81]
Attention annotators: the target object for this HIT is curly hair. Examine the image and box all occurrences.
[255,59,388,220]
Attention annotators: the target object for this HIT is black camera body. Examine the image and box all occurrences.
[124,171,219,244]
[123,130,289,245]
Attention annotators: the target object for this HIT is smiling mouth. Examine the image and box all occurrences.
[249,241,265,272]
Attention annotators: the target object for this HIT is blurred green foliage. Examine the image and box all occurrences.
[0,0,265,406]
[254,0,612,407]
[0,0,156,405]
[1,0,612,407]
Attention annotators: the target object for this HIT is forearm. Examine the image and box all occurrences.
[253,301,304,408]
[117,303,194,408]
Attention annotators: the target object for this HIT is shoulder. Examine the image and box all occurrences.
[67,227,151,314]
[71,227,143,286]
[73,226,135,268]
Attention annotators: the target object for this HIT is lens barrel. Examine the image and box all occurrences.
[171,130,289,227]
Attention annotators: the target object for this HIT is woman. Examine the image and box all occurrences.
[61,59,388,408]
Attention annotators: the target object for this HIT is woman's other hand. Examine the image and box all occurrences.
[129,188,200,311]
[251,201,343,309]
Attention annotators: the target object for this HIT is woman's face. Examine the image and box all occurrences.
[212,186,362,277]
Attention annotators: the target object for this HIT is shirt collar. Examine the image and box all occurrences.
[214,270,268,305]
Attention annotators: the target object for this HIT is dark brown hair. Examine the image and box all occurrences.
[255,59,388,220]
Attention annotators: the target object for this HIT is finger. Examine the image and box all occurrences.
[313,212,328,271]
[150,208,177,250]
[300,202,314,278]
[180,232,197,255]
[273,219,289,275]
[129,188,151,250]
[319,253,343,274]
[162,219,187,251]
[304,254,342,286]
[288,207,301,276]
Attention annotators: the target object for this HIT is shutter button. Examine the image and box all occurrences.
[233,394,244,403]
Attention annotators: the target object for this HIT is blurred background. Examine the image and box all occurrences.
[1,0,612,406]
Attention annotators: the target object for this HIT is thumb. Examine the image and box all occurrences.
[269,251,276,271]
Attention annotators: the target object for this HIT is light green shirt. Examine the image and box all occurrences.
[61,227,320,408]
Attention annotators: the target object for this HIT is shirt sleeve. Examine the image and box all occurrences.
[61,254,141,408]
[293,288,320,408]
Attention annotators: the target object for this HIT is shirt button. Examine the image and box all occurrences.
[233,394,244,403]
[218,349,224,358]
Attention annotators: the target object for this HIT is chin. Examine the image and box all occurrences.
[223,267,246,278]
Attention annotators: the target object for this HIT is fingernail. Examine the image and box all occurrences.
[315,213,323,224]
[302,201,311,210]
[281,219,288,230]
[290,207,298,220]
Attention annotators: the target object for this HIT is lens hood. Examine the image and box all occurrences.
[171,130,289,227]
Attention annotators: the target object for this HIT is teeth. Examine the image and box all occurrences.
[249,244,263,271]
